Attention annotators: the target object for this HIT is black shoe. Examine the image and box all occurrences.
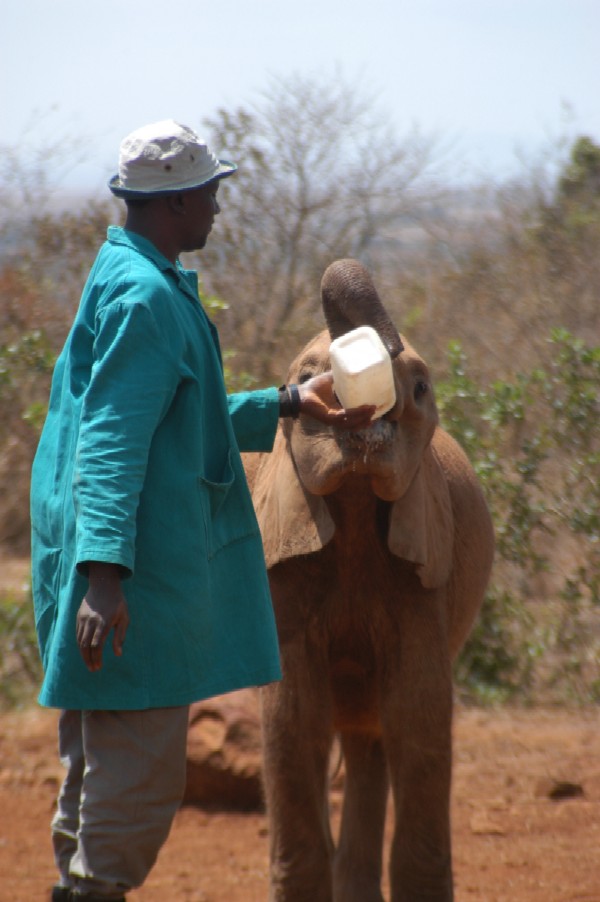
[51,883,126,901]
[70,894,126,902]
[51,888,72,902]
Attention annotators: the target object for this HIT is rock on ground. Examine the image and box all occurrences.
[184,688,263,811]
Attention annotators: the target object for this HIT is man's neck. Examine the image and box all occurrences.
[124,205,179,264]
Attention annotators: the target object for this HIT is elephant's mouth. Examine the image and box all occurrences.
[337,419,396,458]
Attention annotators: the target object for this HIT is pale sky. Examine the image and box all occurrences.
[2,0,598,196]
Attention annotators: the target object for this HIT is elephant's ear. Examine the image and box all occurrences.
[388,442,453,589]
[252,428,335,569]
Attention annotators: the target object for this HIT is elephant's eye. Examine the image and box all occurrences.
[298,371,314,384]
[414,380,428,401]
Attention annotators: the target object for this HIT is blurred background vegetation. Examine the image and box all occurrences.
[1,75,598,708]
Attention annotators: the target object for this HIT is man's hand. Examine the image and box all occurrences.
[297,372,375,430]
[76,562,129,672]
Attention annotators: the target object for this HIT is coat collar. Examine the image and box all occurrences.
[107,226,202,307]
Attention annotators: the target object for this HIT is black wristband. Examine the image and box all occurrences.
[278,384,301,418]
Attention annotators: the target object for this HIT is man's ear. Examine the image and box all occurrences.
[166,192,186,215]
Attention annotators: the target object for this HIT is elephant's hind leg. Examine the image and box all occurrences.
[333,732,388,902]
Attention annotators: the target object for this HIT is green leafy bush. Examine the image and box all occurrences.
[438,331,600,703]
[0,591,42,709]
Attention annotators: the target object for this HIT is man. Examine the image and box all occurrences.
[30,119,374,901]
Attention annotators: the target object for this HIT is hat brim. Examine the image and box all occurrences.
[108,160,237,199]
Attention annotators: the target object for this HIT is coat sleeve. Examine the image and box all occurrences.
[74,297,180,576]
[227,388,280,452]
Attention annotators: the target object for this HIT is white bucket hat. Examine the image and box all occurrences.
[108,119,237,198]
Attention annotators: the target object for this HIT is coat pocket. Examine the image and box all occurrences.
[197,450,258,560]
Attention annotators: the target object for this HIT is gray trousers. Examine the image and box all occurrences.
[52,706,190,898]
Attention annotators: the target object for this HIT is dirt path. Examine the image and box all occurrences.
[0,705,598,901]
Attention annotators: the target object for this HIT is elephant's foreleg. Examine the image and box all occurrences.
[333,732,388,902]
[382,599,454,902]
[261,643,335,902]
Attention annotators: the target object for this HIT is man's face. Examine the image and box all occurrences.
[180,181,221,251]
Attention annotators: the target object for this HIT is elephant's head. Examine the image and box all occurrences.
[294,258,437,500]
[253,259,453,589]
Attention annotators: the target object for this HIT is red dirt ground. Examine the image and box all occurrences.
[0,705,598,902]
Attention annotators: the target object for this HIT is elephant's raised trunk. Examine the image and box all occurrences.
[321,259,404,359]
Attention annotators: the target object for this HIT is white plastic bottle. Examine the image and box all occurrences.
[329,326,396,418]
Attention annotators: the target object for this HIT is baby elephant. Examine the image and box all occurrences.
[249,259,494,902]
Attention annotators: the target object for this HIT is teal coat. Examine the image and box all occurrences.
[30,227,282,709]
